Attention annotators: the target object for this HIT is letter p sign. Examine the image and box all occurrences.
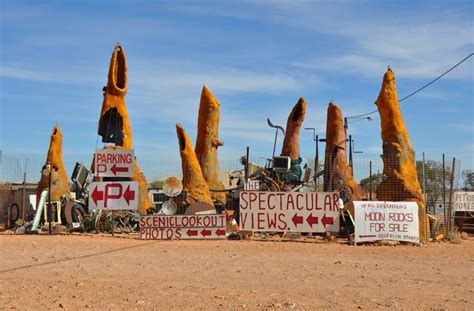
[104,183,123,208]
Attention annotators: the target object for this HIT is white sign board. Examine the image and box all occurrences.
[95,149,134,177]
[140,215,226,240]
[239,191,340,233]
[354,201,419,243]
[88,181,138,210]
[453,192,474,212]
[244,180,259,191]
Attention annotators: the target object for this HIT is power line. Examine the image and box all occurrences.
[347,52,474,119]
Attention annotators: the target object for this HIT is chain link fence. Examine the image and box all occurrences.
[0,149,470,234]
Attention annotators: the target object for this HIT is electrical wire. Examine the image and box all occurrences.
[346,53,474,119]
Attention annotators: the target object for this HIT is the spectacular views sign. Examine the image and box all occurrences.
[239,191,340,233]
[354,201,419,243]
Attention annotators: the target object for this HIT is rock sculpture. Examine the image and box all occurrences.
[97,44,150,215]
[176,123,214,208]
[323,103,361,215]
[36,125,70,202]
[195,86,226,205]
[281,98,306,182]
[375,68,425,237]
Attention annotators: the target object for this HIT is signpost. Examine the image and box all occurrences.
[140,214,226,240]
[354,201,419,243]
[453,192,474,212]
[244,180,259,191]
[239,191,340,233]
[95,149,134,178]
[88,181,138,211]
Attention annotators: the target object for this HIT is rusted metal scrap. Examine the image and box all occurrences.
[176,123,214,209]
[375,68,425,238]
[195,86,226,205]
[323,103,361,215]
[97,44,150,215]
[36,125,70,202]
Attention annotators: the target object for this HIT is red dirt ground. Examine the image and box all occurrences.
[0,234,473,310]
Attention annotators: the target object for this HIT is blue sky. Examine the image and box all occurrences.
[0,0,473,180]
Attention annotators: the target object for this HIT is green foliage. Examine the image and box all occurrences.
[359,172,383,193]
[358,160,454,210]
[149,179,164,190]
[462,170,474,191]
[415,160,452,209]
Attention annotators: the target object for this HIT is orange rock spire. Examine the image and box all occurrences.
[281,97,307,160]
[97,44,150,215]
[195,86,226,204]
[375,68,425,236]
[36,125,70,202]
[176,123,214,207]
[323,103,361,215]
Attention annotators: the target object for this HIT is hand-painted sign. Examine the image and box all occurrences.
[239,191,340,232]
[354,201,419,243]
[140,214,226,240]
[95,149,134,177]
[244,180,259,191]
[88,181,138,210]
[453,192,474,212]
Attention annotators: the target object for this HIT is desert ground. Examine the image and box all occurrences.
[0,234,473,310]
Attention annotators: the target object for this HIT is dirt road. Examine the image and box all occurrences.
[0,234,472,310]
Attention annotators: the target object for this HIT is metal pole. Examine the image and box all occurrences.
[369,161,372,201]
[112,211,115,237]
[442,154,446,237]
[245,146,250,181]
[349,135,353,169]
[315,135,318,190]
[48,152,52,235]
[22,171,26,221]
[422,152,427,243]
[272,130,278,163]
[448,158,456,234]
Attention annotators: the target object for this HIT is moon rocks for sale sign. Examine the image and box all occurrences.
[239,191,340,233]
[354,201,419,243]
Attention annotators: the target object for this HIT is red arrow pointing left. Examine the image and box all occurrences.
[306,214,319,227]
[292,213,304,226]
[322,214,334,228]
[91,186,104,205]
[201,229,212,237]
[111,163,129,175]
[123,185,135,205]
[216,229,226,237]
[187,229,198,237]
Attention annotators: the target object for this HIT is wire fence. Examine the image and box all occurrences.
[0,149,468,230]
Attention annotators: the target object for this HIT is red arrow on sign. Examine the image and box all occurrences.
[111,163,129,175]
[123,185,135,205]
[292,213,304,226]
[201,229,212,237]
[306,214,319,227]
[322,214,334,228]
[187,229,198,237]
[359,235,377,238]
[216,229,226,237]
[91,186,104,205]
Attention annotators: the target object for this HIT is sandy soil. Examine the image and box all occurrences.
[0,234,473,310]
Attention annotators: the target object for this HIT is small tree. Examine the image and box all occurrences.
[461,170,474,191]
